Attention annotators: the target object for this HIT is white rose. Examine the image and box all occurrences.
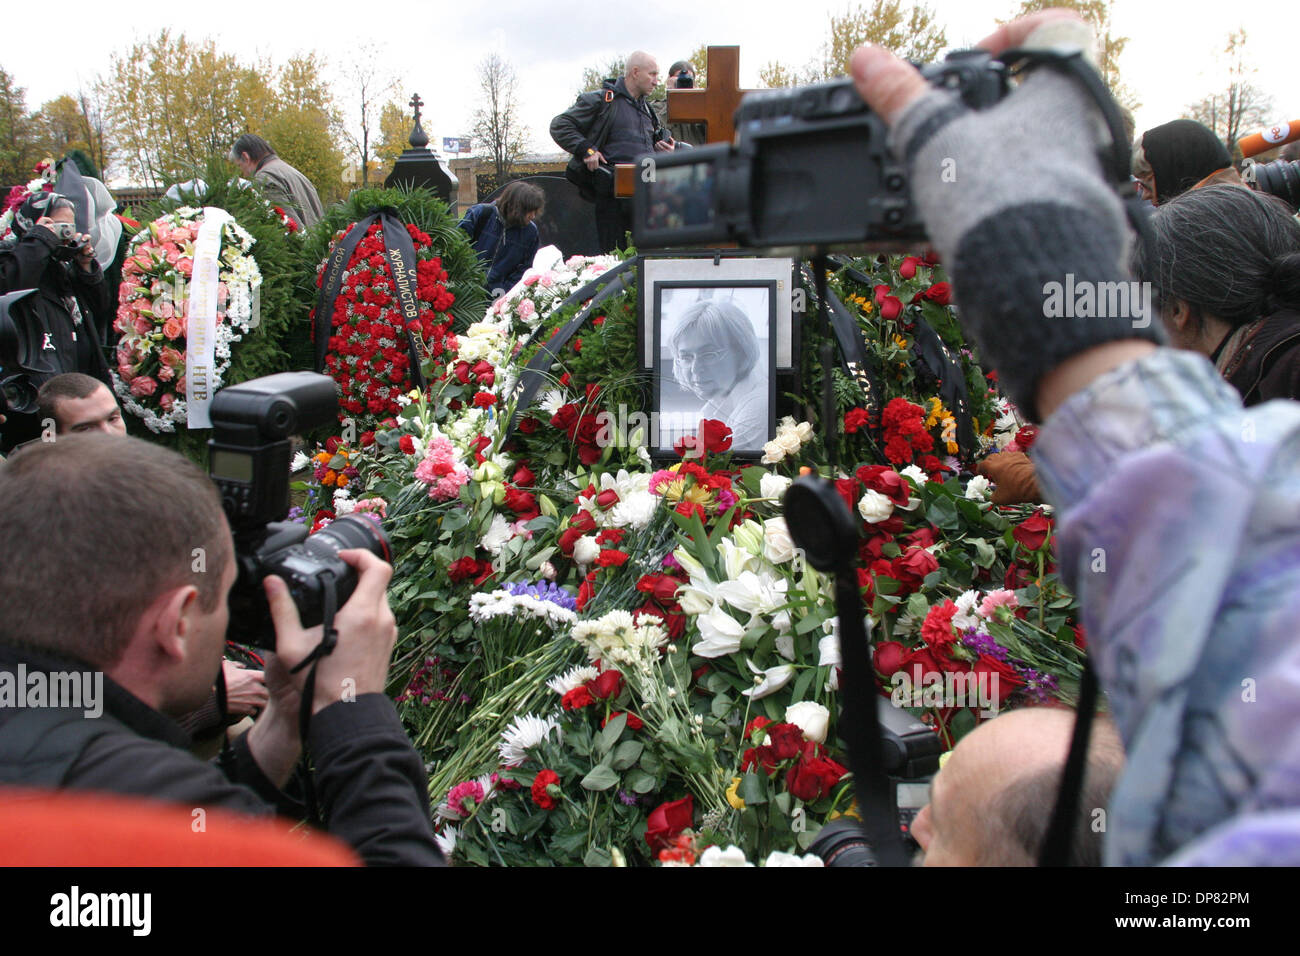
[964,474,992,500]
[572,534,600,567]
[776,430,802,455]
[793,421,815,443]
[857,489,894,523]
[760,472,792,501]
[763,517,798,564]
[784,701,831,744]
[761,441,785,464]
[698,845,752,867]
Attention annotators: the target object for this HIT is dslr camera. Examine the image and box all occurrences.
[0,289,44,419]
[633,50,1011,254]
[208,372,391,649]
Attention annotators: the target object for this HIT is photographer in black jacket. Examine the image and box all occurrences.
[0,191,111,452]
[0,434,442,866]
[551,51,676,253]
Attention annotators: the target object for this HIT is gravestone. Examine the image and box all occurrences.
[386,93,458,207]
[483,174,600,258]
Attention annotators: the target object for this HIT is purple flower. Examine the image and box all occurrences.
[502,580,578,611]
[616,789,639,807]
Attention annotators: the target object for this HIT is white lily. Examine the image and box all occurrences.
[692,605,746,658]
[742,659,796,699]
[715,569,789,618]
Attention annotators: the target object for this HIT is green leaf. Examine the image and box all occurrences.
[789,666,815,704]
[739,771,769,806]
[611,740,644,770]
[926,496,960,531]
[626,769,657,794]
[580,763,621,791]
[597,713,627,754]
[906,592,930,621]
[583,846,613,867]
[970,537,997,568]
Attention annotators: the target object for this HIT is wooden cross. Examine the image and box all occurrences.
[666,46,757,145]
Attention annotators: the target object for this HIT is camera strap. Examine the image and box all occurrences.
[290,570,341,826]
[1039,660,1099,866]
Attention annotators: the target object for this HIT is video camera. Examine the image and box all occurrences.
[633,50,1011,254]
[208,372,391,650]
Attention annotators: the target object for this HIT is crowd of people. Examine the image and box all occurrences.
[2,8,1300,868]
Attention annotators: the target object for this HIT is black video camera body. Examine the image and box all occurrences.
[634,50,1010,253]
[209,372,391,649]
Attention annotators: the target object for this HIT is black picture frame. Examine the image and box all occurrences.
[651,280,777,460]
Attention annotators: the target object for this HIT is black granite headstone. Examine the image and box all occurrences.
[483,175,600,258]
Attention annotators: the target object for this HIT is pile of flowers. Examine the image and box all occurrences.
[313,219,458,426]
[488,252,618,338]
[110,207,262,432]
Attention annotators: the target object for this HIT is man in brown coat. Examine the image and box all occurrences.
[230,134,325,228]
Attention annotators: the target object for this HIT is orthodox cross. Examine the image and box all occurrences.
[408,93,429,150]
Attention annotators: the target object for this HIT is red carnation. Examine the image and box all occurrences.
[921,599,960,649]
[561,686,595,710]
[398,435,415,455]
[766,722,805,762]
[744,716,773,740]
[844,407,871,433]
[531,769,561,810]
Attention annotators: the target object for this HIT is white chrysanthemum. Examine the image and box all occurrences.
[333,487,356,515]
[291,451,311,473]
[952,590,985,633]
[433,826,458,857]
[498,713,562,766]
[900,465,928,487]
[539,388,568,416]
[546,664,600,696]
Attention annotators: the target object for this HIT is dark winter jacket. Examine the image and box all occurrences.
[0,642,443,866]
[550,78,663,200]
[1220,309,1300,406]
[0,225,111,450]
[458,203,540,294]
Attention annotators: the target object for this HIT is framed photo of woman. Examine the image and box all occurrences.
[652,280,777,457]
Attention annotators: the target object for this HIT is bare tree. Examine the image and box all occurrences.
[340,44,397,187]
[472,53,527,183]
[1183,29,1275,156]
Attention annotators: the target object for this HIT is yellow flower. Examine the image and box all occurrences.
[893,334,910,352]
[726,777,746,810]
[828,800,862,822]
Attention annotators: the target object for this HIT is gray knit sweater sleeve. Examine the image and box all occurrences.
[887,69,1165,420]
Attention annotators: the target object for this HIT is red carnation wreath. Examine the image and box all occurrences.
[313,220,457,424]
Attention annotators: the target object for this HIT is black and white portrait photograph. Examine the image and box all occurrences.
[654,282,775,455]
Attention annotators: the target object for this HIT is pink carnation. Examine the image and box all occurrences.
[444,780,485,819]
[517,299,536,320]
[159,393,175,412]
[978,589,1020,619]
[414,436,471,501]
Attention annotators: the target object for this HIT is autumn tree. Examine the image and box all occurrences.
[265,54,345,202]
[578,56,626,97]
[472,53,528,182]
[0,67,37,185]
[31,95,92,161]
[373,100,413,178]
[758,61,806,89]
[1183,29,1275,157]
[1006,0,1138,111]
[817,0,948,78]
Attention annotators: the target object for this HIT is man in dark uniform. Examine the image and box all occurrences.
[551,51,676,253]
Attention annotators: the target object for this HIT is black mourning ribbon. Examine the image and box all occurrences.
[313,210,426,391]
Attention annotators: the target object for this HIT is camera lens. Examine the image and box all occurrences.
[1253,159,1300,209]
[806,819,877,867]
[305,513,392,565]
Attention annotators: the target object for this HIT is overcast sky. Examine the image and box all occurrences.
[7,0,1295,172]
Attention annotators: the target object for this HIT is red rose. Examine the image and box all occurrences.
[447,556,482,584]
[874,640,906,677]
[595,488,620,509]
[899,646,943,685]
[699,418,733,454]
[513,464,536,486]
[905,526,939,550]
[586,669,624,700]
[921,600,960,649]
[558,527,584,557]
[398,435,415,455]
[971,655,1026,705]
[561,686,595,710]
[576,571,596,611]
[517,416,539,434]
[744,716,773,740]
[879,295,904,321]
[503,486,539,520]
[1012,509,1053,552]
[844,407,871,434]
[569,511,597,533]
[834,477,860,515]
[550,403,579,436]
[1071,624,1087,650]
[741,745,779,776]
[890,547,940,594]
[531,769,561,810]
[637,573,682,604]
[856,464,910,506]
[899,255,922,279]
[453,361,471,384]
[766,722,805,761]
[921,282,952,306]
[644,795,694,852]
[785,742,848,802]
